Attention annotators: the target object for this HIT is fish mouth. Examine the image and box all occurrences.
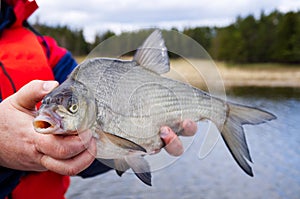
[33,109,65,134]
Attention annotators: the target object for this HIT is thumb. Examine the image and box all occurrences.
[12,80,59,111]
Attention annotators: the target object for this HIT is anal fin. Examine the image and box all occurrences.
[114,159,130,177]
[125,156,152,186]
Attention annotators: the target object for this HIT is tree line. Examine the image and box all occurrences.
[33,10,300,64]
[211,10,300,63]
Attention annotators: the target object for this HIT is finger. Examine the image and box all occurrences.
[12,80,58,111]
[35,130,93,159]
[40,138,97,176]
[180,119,198,136]
[160,127,184,156]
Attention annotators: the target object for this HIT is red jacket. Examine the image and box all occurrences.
[0,0,77,198]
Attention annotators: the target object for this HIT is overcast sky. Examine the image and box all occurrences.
[30,0,300,42]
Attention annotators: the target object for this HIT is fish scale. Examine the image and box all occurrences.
[93,66,227,150]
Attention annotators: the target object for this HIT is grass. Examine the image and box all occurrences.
[220,61,300,69]
[210,61,300,88]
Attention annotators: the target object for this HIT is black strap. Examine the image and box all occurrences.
[0,61,17,94]
[0,0,16,35]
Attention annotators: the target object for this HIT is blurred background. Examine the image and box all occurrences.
[29,0,300,198]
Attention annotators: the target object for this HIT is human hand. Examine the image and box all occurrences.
[0,80,96,175]
[160,120,197,156]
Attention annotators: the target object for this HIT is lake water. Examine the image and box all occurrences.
[66,86,300,199]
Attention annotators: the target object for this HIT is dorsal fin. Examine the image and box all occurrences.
[133,30,170,74]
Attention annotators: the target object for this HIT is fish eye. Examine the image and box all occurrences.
[68,104,78,113]
[67,97,78,113]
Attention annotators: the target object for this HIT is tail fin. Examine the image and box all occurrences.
[221,103,276,176]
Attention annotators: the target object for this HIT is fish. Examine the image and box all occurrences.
[33,30,276,186]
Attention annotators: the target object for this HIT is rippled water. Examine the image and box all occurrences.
[66,87,300,199]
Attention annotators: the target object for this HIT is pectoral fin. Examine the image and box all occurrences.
[125,156,152,186]
[101,131,147,153]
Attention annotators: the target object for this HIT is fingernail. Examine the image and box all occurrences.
[43,81,58,92]
[160,127,169,138]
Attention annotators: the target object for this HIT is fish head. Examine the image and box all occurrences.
[33,80,96,135]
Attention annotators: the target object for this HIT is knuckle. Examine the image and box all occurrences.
[56,145,72,158]
[65,166,81,176]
